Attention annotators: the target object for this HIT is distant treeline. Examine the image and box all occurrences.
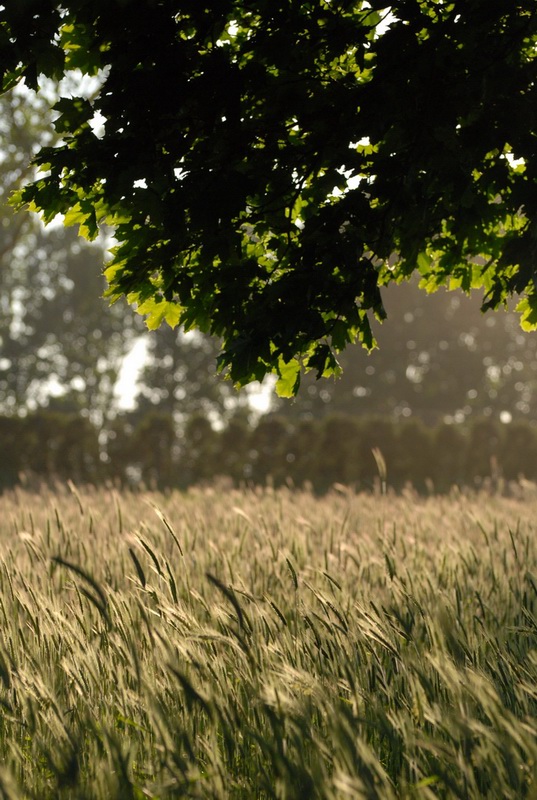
[2,410,537,494]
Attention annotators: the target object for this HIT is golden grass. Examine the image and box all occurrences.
[0,482,535,798]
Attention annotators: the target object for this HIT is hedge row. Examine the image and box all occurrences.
[2,410,536,493]
[175,413,534,493]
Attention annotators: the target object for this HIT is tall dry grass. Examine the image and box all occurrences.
[0,482,535,797]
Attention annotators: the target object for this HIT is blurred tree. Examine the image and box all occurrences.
[0,416,26,487]
[464,418,503,485]
[285,419,319,488]
[215,413,252,484]
[0,88,143,420]
[353,417,398,490]
[133,325,245,426]
[430,425,467,492]
[18,410,101,484]
[272,278,537,425]
[312,415,362,490]
[392,419,433,492]
[128,410,177,489]
[500,421,537,482]
[104,411,139,484]
[248,415,290,485]
[180,414,219,486]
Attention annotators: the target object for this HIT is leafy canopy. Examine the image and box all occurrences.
[1,1,537,395]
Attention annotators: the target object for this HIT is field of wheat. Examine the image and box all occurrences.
[0,482,535,798]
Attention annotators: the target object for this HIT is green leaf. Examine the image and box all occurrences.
[330,319,353,351]
[275,357,301,398]
[417,251,432,275]
[53,97,93,135]
[63,201,98,240]
[516,297,537,331]
[136,297,182,330]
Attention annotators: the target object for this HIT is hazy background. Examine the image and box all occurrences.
[2,86,537,493]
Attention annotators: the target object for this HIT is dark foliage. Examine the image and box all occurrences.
[2,2,537,393]
[2,410,536,495]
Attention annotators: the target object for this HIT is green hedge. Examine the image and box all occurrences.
[1,410,533,493]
